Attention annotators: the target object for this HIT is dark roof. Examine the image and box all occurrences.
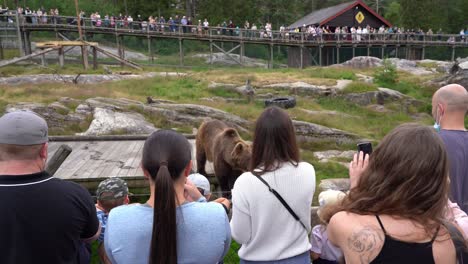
[289,0,392,29]
[289,1,354,29]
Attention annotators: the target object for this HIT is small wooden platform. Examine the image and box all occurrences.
[47,139,214,189]
[36,41,99,48]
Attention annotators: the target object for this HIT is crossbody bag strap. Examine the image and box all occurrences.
[446,222,466,264]
[255,175,308,232]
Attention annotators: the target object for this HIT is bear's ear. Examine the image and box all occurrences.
[223,128,239,138]
[232,142,244,156]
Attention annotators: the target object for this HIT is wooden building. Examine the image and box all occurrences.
[288,0,392,68]
[289,0,392,30]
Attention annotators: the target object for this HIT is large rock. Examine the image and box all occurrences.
[79,108,157,136]
[431,57,468,90]
[293,120,358,144]
[387,58,434,75]
[5,102,89,134]
[339,56,383,68]
[0,73,186,85]
[192,53,268,68]
[262,82,335,96]
[343,87,420,107]
[81,97,251,133]
[313,150,355,164]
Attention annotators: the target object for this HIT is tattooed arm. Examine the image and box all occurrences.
[347,225,385,264]
[328,212,385,264]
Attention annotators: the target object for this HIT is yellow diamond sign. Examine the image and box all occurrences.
[355,11,365,24]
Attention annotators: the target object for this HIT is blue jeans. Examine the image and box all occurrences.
[240,252,310,264]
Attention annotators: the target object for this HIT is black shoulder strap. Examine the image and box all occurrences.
[255,175,309,232]
[445,222,466,264]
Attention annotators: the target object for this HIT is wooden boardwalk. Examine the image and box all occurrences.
[47,138,214,188]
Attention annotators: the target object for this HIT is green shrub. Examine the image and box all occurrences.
[375,59,398,85]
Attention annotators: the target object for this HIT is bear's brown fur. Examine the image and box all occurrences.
[196,120,251,197]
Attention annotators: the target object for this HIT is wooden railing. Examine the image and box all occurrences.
[1,13,467,47]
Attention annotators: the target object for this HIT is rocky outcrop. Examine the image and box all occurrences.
[0,72,187,85]
[5,102,90,134]
[338,56,383,68]
[319,178,350,192]
[192,53,268,68]
[343,87,422,107]
[293,120,359,144]
[79,108,157,136]
[337,56,446,76]
[81,97,251,133]
[262,82,336,96]
[314,150,355,163]
[300,109,357,119]
[433,58,468,89]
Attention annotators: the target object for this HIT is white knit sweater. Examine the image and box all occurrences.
[230,162,316,261]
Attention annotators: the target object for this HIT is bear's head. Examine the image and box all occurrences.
[223,128,252,172]
[231,141,252,172]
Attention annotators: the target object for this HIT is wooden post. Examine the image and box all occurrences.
[0,36,4,60]
[395,46,399,59]
[15,11,24,56]
[46,144,72,176]
[421,46,425,60]
[269,44,274,69]
[240,42,244,64]
[319,45,322,66]
[381,46,385,59]
[41,51,47,66]
[209,41,213,65]
[119,35,125,67]
[179,38,184,66]
[367,46,370,57]
[58,47,64,68]
[147,37,153,64]
[300,45,304,69]
[337,46,340,64]
[92,47,98,70]
[451,46,456,61]
[82,45,89,69]
[352,45,355,58]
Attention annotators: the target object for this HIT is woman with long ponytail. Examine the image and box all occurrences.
[104,130,231,264]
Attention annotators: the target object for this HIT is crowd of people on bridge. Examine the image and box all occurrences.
[0,82,467,264]
[1,5,467,44]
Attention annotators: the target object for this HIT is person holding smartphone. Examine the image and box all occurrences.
[327,124,463,264]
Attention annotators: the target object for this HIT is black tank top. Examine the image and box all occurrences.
[370,215,440,264]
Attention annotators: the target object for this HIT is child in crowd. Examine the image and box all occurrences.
[95,177,130,263]
[188,173,211,200]
[310,190,345,264]
[188,173,230,214]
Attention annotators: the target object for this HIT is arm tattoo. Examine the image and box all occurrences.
[347,225,384,264]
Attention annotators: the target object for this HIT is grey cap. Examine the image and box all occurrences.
[96,177,129,201]
[0,111,48,145]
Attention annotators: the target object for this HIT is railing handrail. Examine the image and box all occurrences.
[1,13,467,46]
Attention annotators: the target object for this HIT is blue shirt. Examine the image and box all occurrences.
[96,210,107,243]
[104,200,231,264]
[440,130,468,213]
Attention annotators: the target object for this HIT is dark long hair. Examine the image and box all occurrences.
[142,130,191,264]
[340,124,450,235]
[250,106,300,175]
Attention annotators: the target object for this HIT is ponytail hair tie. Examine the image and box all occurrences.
[160,161,168,167]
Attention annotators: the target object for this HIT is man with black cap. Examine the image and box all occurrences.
[0,111,100,264]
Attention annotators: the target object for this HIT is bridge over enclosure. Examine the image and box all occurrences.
[1,12,467,68]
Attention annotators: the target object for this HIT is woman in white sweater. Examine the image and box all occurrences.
[230,106,316,263]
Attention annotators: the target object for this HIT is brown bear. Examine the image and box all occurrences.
[196,120,251,198]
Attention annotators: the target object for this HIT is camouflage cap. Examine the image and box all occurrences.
[96,177,129,201]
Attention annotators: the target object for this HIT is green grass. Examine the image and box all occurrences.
[341,82,379,94]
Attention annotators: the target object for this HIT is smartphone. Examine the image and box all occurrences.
[357,142,373,156]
